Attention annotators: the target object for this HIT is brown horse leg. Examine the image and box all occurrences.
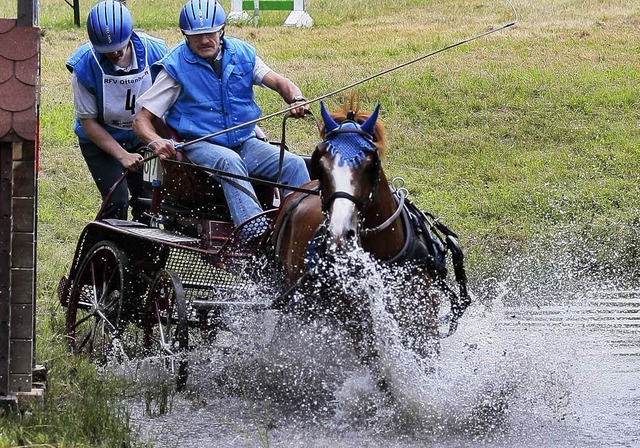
[395,274,441,360]
[338,301,389,391]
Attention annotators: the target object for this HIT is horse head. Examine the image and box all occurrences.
[311,101,386,255]
[272,100,448,367]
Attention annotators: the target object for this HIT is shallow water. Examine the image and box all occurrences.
[124,251,640,448]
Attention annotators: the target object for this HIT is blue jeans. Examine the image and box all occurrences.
[80,141,147,221]
[184,137,310,225]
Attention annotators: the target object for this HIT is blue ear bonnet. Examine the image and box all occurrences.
[320,102,380,169]
[324,122,377,169]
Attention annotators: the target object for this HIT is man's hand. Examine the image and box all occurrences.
[149,139,177,160]
[289,97,309,119]
[133,108,177,159]
[119,151,144,171]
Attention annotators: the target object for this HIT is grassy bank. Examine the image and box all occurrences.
[1,0,639,445]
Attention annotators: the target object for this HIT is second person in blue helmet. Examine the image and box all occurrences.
[133,0,311,227]
[67,0,168,221]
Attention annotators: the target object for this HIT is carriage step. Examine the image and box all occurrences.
[190,299,269,310]
[121,226,201,245]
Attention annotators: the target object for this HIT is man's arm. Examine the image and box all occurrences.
[132,69,181,159]
[133,108,176,159]
[261,71,309,118]
[81,118,143,171]
[71,74,143,171]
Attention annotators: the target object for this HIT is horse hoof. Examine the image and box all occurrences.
[376,376,389,392]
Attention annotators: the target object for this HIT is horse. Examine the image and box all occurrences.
[270,98,455,372]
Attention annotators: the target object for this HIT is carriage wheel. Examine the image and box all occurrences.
[144,270,189,389]
[65,241,129,363]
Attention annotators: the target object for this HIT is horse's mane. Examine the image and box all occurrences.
[321,93,387,158]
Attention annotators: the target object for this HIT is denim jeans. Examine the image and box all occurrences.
[80,141,147,221]
[184,136,310,225]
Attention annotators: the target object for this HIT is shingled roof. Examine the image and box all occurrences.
[0,19,40,143]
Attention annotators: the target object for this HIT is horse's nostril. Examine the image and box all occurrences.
[346,229,357,240]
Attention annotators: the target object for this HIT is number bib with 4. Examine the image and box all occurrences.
[102,65,152,130]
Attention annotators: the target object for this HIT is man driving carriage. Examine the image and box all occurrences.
[133,0,311,228]
[66,0,168,222]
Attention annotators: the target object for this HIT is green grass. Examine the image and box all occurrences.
[0,347,144,447]
[1,0,639,445]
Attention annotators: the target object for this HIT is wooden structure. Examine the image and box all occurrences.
[0,0,42,407]
[228,0,313,27]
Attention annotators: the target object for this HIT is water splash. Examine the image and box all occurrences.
[123,239,639,447]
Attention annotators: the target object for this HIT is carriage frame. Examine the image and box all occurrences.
[57,145,288,388]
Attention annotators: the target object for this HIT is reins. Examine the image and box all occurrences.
[275,109,323,191]
[361,186,408,237]
[141,110,323,200]
[159,157,319,196]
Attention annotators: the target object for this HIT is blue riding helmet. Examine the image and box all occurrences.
[86,0,133,54]
[179,0,226,35]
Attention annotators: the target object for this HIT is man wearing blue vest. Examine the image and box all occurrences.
[67,0,168,221]
[133,0,311,228]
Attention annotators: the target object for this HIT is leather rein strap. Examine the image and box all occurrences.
[277,110,323,192]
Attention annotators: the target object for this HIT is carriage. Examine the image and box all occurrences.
[56,138,285,387]
[57,105,471,389]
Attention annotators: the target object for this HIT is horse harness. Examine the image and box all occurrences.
[272,115,472,337]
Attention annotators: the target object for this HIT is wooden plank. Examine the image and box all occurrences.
[9,340,32,377]
[11,233,34,270]
[12,160,35,198]
[9,374,32,393]
[0,322,9,395]
[13,141,35,161]
[0,218,10,286]
[12,198,34,233]
[10,269,33,305]
[10,304,32,340]
[12,141,24,161]
[0,143,11,218]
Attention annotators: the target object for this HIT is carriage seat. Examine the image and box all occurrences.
[147,126,276,222]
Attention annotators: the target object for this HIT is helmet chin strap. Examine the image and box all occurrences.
[113,41,133,68]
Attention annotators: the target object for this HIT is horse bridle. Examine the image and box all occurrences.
[316,121,383,244]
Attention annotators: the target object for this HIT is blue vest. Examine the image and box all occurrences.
[66,32,168,147]
[156,37,262,147]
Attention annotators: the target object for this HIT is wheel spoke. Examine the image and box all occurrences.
[66,241,128,361]
[96,319,112,356]
[102,289,120,310]
[70,309,94,331]
[75,318,96,352]
[75,288,95,309]
[89,262,100,308]
[155,301,170,354]
[145,270,189,388]
[101,261,120,302]
[95,308,117,332]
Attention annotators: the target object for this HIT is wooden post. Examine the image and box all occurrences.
[0,11,43,406]
[73,0,80,27]
[0,145,11,396]
[17,0,37,27]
